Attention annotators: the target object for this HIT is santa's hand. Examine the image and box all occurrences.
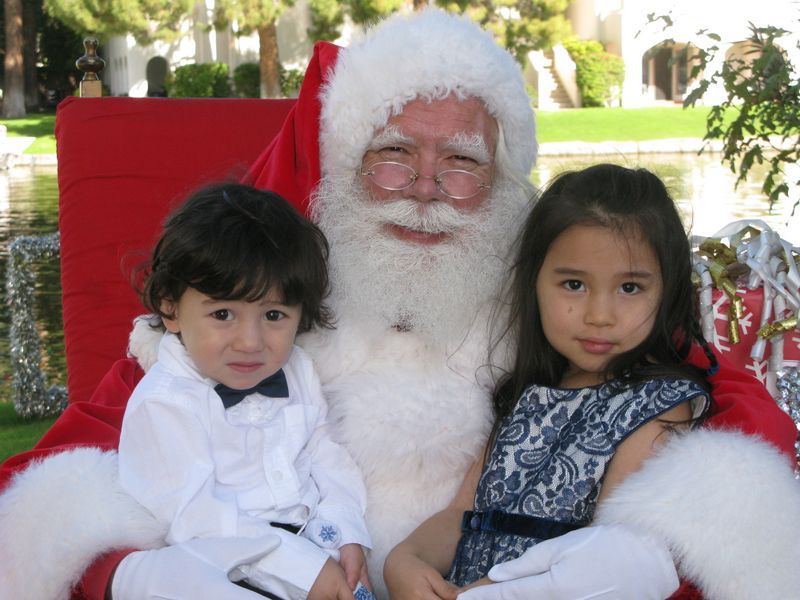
[111,534,281,599]
[457,524,679,600]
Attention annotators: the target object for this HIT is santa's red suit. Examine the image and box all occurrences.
[2,9,799,600]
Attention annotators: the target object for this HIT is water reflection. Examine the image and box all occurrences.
[536,153,799,240]
[0,164,64,402]
[0,156,797,404]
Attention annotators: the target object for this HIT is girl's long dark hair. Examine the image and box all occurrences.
[493,163,714,420]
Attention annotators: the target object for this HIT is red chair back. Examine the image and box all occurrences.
[56,96,295,404]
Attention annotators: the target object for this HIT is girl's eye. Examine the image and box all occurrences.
[620,282,641,294]
[265,310,285,322]
[563,279,585,292]
[211,309,232,321]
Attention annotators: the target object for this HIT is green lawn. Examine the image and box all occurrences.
[0,112,56,154]
[0,402,58,464]
[536,105,711,143]
[1,105,717,158]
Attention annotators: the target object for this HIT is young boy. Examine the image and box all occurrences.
[118,183,373,600]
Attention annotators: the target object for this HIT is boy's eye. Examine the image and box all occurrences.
[211,309,232,321]
[265,310,285,322]
[562,279,585,292]
[620,282,641,294]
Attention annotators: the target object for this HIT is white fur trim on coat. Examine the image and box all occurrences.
[319,8,537,180]
[298,314,496,597]
[594,428,800,600]
[0,447,165,600]
[127,314,163,373]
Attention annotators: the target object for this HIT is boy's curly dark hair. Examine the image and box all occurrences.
[135,183,333,333]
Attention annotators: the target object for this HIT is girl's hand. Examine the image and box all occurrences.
[459,576,493,592]
[339,543,371,591]
[308,558,356,600]
[384,546,461,600]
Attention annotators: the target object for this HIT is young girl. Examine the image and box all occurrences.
[117,183,374,600]
[384,163,713,597]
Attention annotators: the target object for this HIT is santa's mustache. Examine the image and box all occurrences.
[368,198,477,235]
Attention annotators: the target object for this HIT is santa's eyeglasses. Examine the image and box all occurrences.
[359,161,491,200]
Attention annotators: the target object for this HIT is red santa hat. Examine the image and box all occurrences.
[246,8,537,216]
[245,41,340,217]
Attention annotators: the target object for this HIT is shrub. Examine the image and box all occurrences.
[280,65,305,98]
[563,39,625,107]
[233,62,260,98]
[230,62,305,98]
[167,63,231,98]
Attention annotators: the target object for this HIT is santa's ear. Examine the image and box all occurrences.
[160,300,180,333]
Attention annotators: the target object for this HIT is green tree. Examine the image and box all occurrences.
[306,0,404,43]
[213,0,295,99]
[306,0,344,42]
[346,0,405,24]
[1,0,82,108]
[654,14,800,214]
[22,0,38,110]
[46,0,291,99]
[38,11,83,103]
[306,0,571,67]
[3,0,24,118]
[444,0,572,64]
[44,0,193,44]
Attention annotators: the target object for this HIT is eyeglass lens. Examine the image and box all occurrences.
[363,162,488,199]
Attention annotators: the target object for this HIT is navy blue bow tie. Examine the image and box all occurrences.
[214,369,289,409]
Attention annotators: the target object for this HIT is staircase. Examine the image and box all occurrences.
[540,50,576,110]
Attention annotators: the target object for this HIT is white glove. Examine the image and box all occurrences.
[111,535,281,600]
[457,524,679,600]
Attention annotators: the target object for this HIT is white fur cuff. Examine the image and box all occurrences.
[0,448,165,599]
[594,428,800,600]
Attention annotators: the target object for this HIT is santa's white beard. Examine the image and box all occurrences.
[311,174,526,340]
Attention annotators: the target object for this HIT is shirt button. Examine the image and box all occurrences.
[272,471,283,481]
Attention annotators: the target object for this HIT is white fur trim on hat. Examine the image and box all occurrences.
[594,428,800,600]
[320,8,537,180]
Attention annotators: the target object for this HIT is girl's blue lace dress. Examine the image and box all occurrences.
[448,377,706,586]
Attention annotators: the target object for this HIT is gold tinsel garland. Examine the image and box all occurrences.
[696,232,800,346]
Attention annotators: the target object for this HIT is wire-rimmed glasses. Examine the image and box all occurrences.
[360,161,491,200]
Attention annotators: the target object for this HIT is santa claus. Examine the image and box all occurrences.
[1,8,799,600]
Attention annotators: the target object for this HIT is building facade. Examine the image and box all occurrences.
[100,0,799,109]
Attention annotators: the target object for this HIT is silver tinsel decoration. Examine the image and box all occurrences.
[775,366,800,469]
[6,233,67,417]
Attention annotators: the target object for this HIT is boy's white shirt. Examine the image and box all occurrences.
[118,332,371,597]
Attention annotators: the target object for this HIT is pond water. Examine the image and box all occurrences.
[535,153,799,240]
[0,155,797,403]
[0,164,63,402]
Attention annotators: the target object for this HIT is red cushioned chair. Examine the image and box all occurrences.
[56,96,295,405]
